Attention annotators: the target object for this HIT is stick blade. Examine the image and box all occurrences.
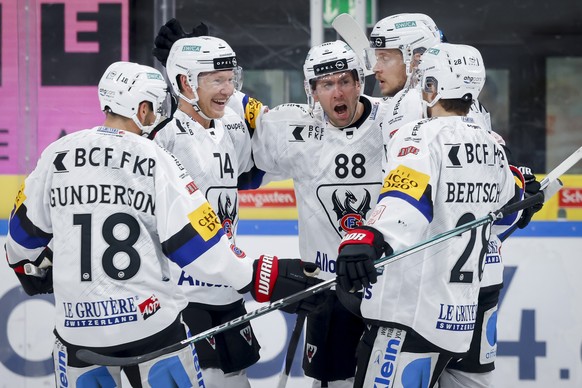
[332,13,373,76]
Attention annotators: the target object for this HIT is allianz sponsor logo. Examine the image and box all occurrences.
[62,297,138,327]
[436,302,477,331]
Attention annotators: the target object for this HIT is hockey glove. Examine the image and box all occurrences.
[246,256,325,314]
[152,19,209,66]
[7,247,54,296]
[516,165,544,229]
[336,226,392,292]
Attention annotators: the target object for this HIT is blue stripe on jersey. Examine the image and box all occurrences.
[9,213,52,249]
[165,227,225,268]
[378,190,434,223]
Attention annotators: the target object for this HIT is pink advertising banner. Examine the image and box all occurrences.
[0,0,129,174]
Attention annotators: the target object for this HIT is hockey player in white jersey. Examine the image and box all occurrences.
[148,35,271,388]
[4,61,323,388]
[335,43,525,388]
[367,14,543,387]
[251,40,391,387]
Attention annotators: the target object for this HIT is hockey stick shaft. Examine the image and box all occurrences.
[74,190,544,367]
[77,149,580,367]
[276,313,306,388]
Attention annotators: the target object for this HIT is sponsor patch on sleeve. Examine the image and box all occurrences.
[14,183,26,211]
[187,203,222,241]
[245,97,263,130]
[381,165,429,200]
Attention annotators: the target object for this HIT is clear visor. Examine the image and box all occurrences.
[310,71,358,95]
[197,68,243,92]
[363,48,378,71]
[154,89,173,119]
[421,75,438,94]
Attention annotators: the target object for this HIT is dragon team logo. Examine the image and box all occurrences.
[206,336,216,350]
[332,189,372,232]
[216,192,238,239]
[317,183,381,238]
[305,343,318,363]
[240,325,253,346]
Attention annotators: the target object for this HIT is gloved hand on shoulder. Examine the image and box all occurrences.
[152,18,209,66]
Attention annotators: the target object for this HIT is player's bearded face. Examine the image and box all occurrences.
[372,49,406,97]
[196,70,235,119]
[313,71,361,128]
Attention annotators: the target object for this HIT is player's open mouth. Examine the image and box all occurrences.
[212,99,227,106]
[334,104,348,116]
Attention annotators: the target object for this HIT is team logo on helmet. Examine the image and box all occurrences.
[373,37,385,48]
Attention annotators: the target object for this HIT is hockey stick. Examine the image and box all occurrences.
[76,150,579,367]
[276,312,306,388]
[332,13,373,77]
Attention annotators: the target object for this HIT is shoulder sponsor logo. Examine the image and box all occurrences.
[381,165,429,200]
[397,146,419,157]
[14,183,26,211]
[559,188,582,208]
[186,181,198,194]
[188,202,221,241]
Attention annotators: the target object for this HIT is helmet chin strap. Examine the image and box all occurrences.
[134,113,163,137]
[421,93,441,118]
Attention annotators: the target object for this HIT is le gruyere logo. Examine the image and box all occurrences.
[14,183,27,211]
[381,165,429,200]
[188,203,221,241]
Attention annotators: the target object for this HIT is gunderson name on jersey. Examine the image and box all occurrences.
[50,185,155,215]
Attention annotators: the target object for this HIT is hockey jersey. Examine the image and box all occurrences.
[5,127,253,347]
[363,116,522,354]
[151,107,253,306]
[252,96,389,280]
[382,88,506,290]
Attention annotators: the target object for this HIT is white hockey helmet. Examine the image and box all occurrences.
[418,43,486,106]
[98,61,170,135]
[303,40,365,109]
[166,36,242,105]
[367,13,441,76]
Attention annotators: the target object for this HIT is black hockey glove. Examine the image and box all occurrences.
[516,165,544,229]
[8,246,54,296]
[336,226,392,292]
[245,256,325,314]
[14,266,54,296]
[152,19,209,66]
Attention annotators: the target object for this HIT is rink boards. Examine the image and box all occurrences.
[0,221,581,387]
